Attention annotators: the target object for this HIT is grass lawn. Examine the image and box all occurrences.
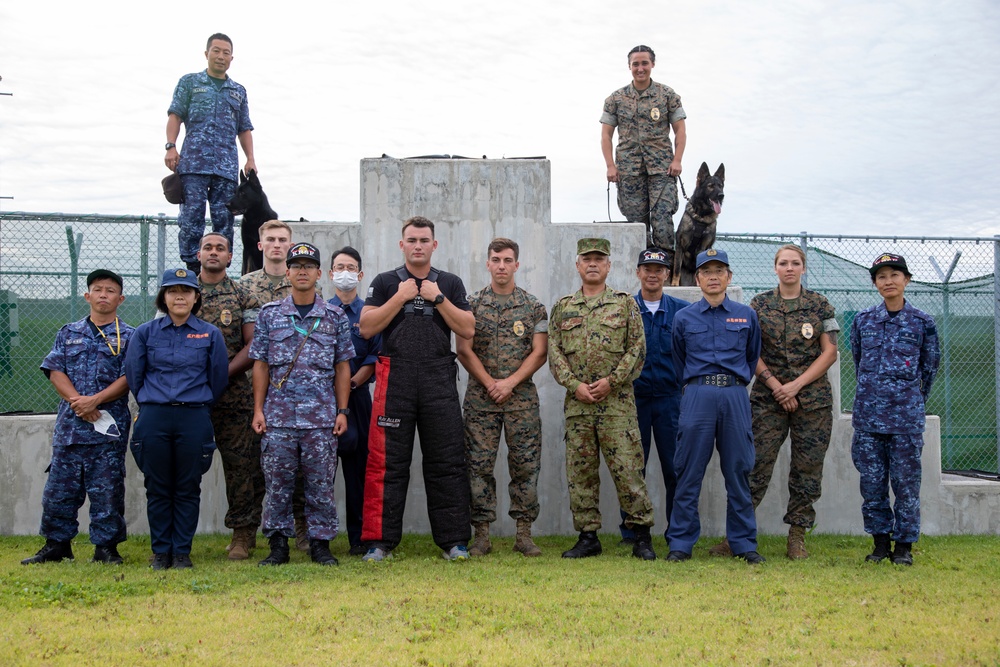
[2,533,999,666]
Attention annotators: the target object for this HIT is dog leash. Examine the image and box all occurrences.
[607,182,613,222]
[676,174,690,202]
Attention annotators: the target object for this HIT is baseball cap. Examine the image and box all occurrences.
[160,268,200,290]
[869,253,911,278]
[86,269,123,290]
[637,247,670,267]
[577,238,611,256]
[695,248,730,269]
[287,242,322,266]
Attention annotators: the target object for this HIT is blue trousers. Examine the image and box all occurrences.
[620,392,680,540]
[262,427,339,540]
[131,404,214,555]
[41,441,128,546]
[667,384,757,555]
[851,430,923,543]
[178,174,236,264]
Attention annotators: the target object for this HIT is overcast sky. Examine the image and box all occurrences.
[1,0,998,238]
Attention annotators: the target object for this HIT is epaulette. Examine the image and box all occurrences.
[259,300,282,311]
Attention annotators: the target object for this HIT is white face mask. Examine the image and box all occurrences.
[332,270,360,292]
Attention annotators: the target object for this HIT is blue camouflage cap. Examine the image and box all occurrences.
[695,248,730,269]
[160,267,200,290]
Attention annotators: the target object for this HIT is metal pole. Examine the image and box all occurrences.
[156,213,167,282]
[140,216,150,321]
[930,252,961,466]
[799,231,809,289]
[994,236,1000,473]
[65,226,82,322]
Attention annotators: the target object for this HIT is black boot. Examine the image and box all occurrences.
[309,539,339,566]
[562,531,602,559]
[258,535,290,566]
[891,541,913,566]
[185,260,201,275]
[865,533,892,563]
[21,539,73,565]
[92,544,123,565]
[631,526,656,561]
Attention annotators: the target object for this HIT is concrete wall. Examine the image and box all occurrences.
[2,157,998,538]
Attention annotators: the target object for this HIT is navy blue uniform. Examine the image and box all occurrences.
[125,315,229,556]
[668,295,761,555]
[850,301,939,543]
[329,294,382,550]
[39,317,135,547]
[620,292,689,540]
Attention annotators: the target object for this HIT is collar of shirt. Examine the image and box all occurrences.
[634,292,669,314]
[569,286,614,306]
[277,294,324,319]
[155,315,198,331]
[197,69,237,90]
[480,285,525,309]
[695,294,733,313]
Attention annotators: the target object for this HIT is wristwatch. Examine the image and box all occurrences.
[433,294,445,306]
[165,142,176,150]
[337,408,351,416]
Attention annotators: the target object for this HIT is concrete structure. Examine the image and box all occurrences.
[2,157,998,540]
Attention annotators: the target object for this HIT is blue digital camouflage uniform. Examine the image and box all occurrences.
[249,295,355,540]
[464,285,548,524]
[548,287,654,532]
[38,317,135,546]
[198,274,264,530]
[601,81,686,249]
[169,70,253,264]
[850,301,939,544]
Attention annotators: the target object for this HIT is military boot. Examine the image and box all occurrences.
[866,533,892,563]
[513,519,542,557]
[891,542,914,566]
[708,538,732,557]
[228,527,254,561]
[469,522,492,557]
[21,539,73,565]
[561,531,602,559]
[787,525,808,560]
[309,539,339,566]
[294,515,310,551]
[631,525,657,561]
[92,544,123,565]
[258,535,290,566]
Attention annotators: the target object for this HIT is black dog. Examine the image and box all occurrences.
[226,169,277,275]
[672,162,725,286]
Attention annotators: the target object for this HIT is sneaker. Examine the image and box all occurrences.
[172,553,194,569]
[735,550,766,565]
[362,547,392,562]
[442,545,469,561]
[150,553,172,570]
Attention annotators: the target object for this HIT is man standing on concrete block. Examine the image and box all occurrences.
[457,238,549,557]
[666,249,763,564]
[359,216,476,562]
[165,33,255,274]
[196,233,264,561]
[23,270,135,566]
[548,237,656,561]
[618,247,689,546]
[601,44,687,254]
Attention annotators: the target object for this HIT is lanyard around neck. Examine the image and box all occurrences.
[94,318,121,356]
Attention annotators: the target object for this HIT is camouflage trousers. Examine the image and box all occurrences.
[616,172,678,250]
[851,431,923,544]
[261,427,339,540]
[210,405,265,530]
[749,401,833,528]
[565,414,653,532]
[464,407,541,524]
[178,173,236,264]
[41,442,127,546]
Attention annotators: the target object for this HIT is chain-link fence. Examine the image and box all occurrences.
[2,213,998,472]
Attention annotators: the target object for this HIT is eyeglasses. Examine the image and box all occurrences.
[288,263,318,271]
[332,264,360,272]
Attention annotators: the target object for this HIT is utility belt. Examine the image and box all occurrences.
[689,374,746,388]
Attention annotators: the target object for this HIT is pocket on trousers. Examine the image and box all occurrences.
[201,441,217,475]
[130,440,145,474]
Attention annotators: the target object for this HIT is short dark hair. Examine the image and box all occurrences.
[487,238,519,261]
[207,33,233,51]
[402,216,435,237]
[155,285,202,316]
[628,45,655,64]
[200,232,230,250]
[331,246,363,271]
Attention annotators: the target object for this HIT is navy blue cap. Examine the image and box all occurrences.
[869,253,911,278]
[87,269,123,290]
[637,247,670,267]
[160,268,200,290]
[695,248,730,269]
[287,242,322,266]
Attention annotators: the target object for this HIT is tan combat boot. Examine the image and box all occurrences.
[708,538,733,557]
[787,525,809,560]
[294,515,309,552]
[228,527,254,561]
[513,520,542,557]
[469,522,492,556]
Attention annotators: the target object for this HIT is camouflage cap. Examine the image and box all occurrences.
[869,253,911,278]
[160,268,200,290]
[287,242,322,266]
[695,247,730,269]
[577,238,611,256]
[161,173,185,205]
[637,247,670,267]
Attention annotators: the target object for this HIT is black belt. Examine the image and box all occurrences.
[690,374,746,388]
[165,402,207,407]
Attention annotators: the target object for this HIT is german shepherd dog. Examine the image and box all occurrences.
[672,162,724,286]
[227,169,277,275]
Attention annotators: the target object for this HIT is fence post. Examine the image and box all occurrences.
[156,213,167,282]
[65,226,82,322]
[799,231,809,289]
[995,236,1000,473]
[140,216,150,321]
